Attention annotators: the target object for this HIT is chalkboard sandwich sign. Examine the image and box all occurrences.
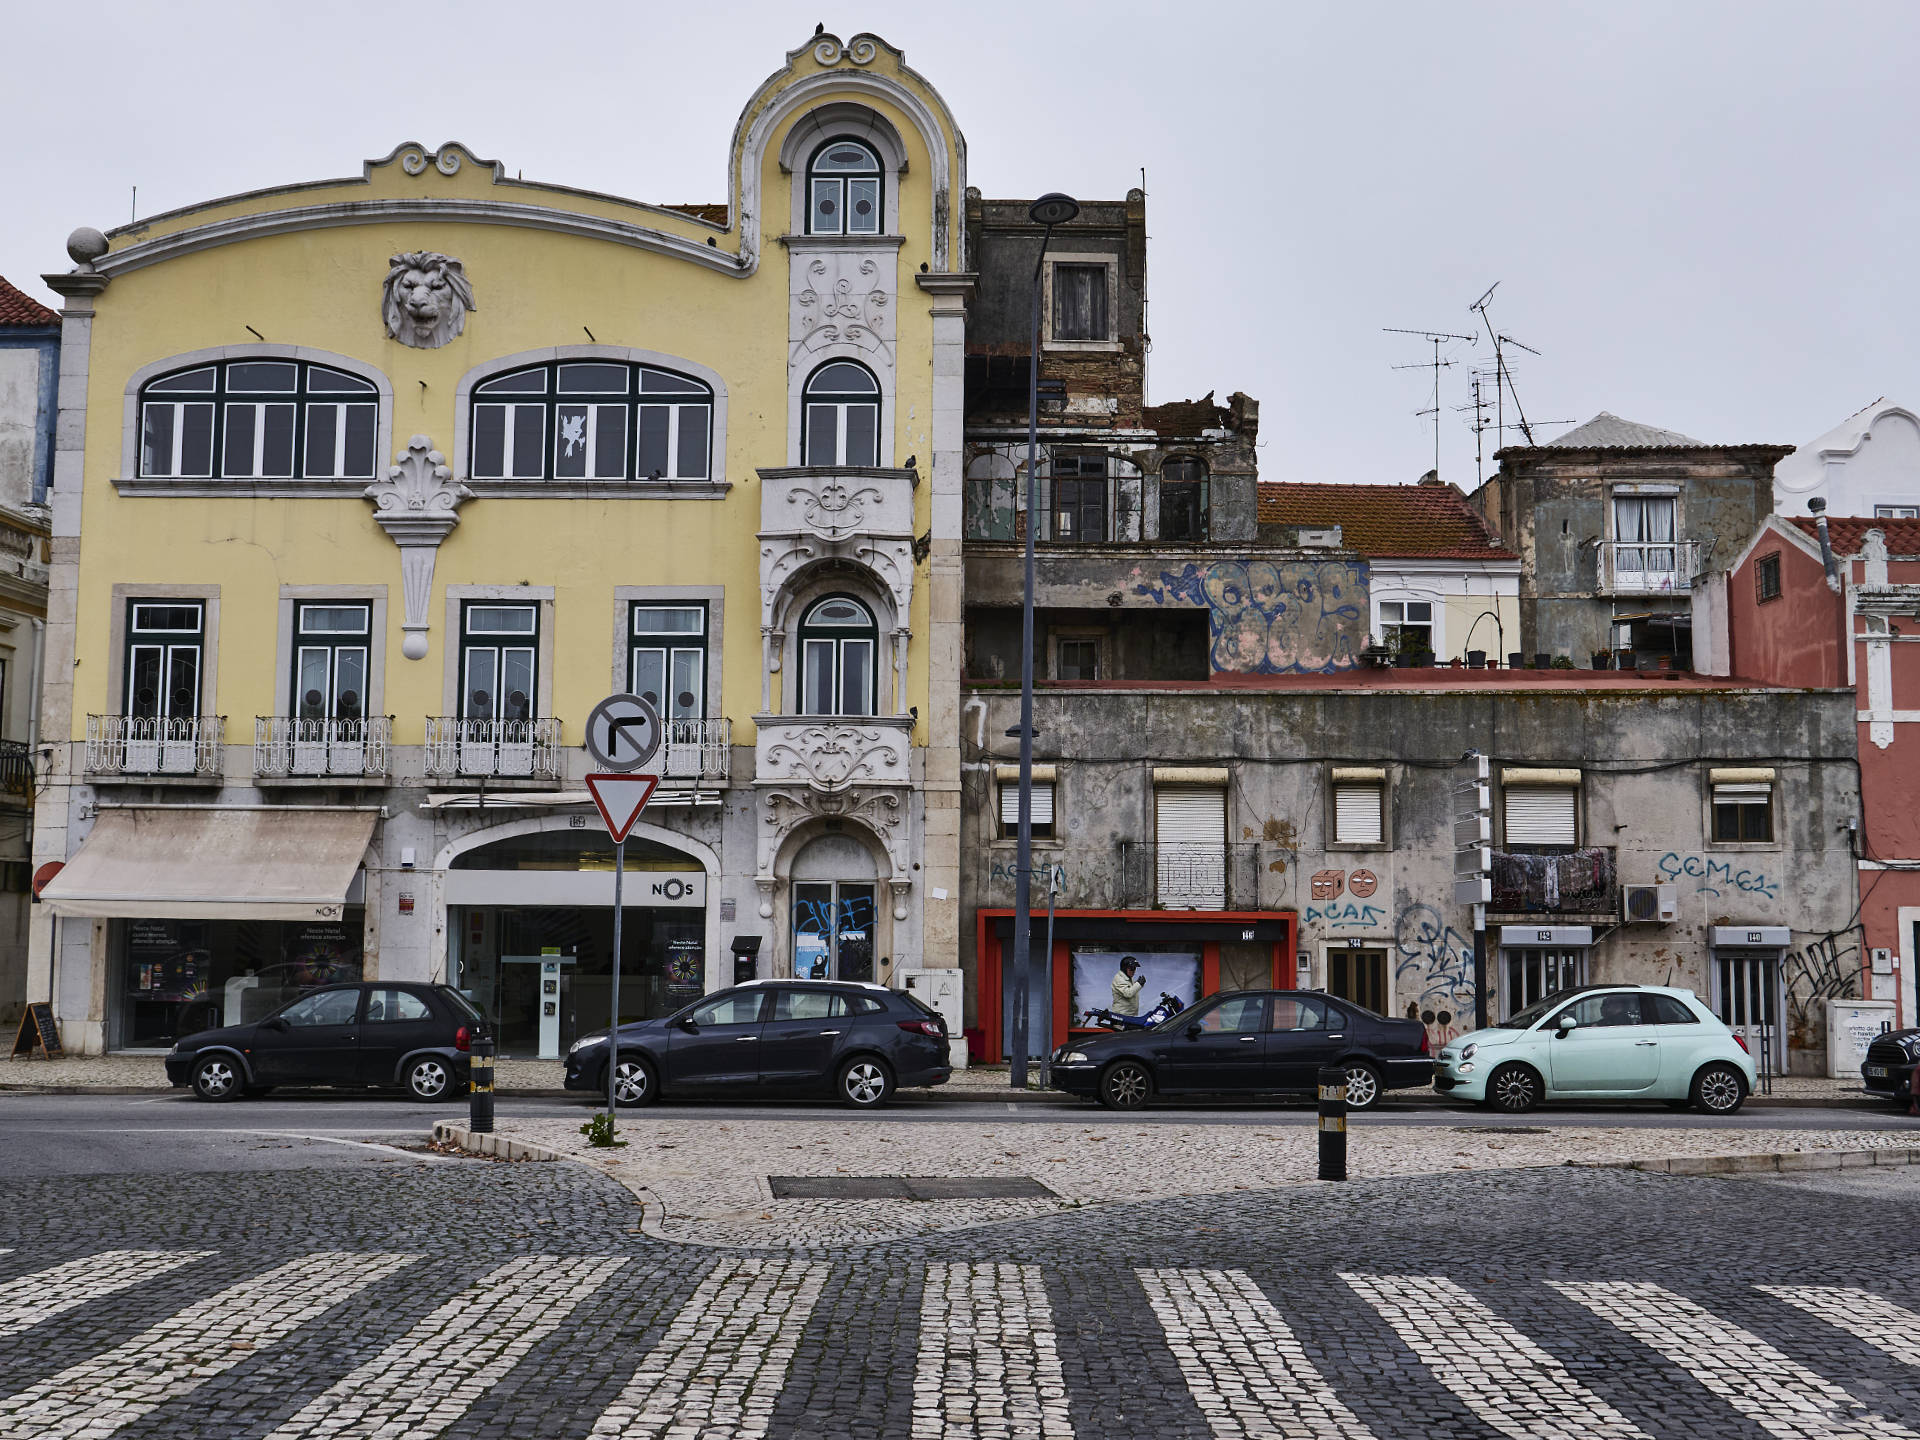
[10,1001,62,1059]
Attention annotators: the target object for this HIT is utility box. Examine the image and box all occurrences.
[897,967,967,1069]
[1827,998,1897,1080]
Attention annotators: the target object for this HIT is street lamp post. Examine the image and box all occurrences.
[1010,192,1079,1090]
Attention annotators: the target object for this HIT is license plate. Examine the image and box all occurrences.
[1866,1065,1888,1078]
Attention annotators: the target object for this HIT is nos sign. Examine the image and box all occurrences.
[644,873,707,908]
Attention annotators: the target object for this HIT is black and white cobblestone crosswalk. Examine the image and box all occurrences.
[3,1245,1920,1439]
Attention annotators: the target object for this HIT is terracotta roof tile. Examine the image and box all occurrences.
[661,202,727,225]
[1256,480,1519,560]
[0,276,57,327]
[1789,515,1920,556]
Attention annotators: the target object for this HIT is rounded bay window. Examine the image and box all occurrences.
[798,595,878,716]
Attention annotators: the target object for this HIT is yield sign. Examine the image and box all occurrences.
[584,773,659,843]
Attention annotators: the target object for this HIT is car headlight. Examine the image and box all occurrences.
[1461,1042,1477,1061]
[1457,1062,1476,1074]
[1061,1050,1089,1064]
[568,1034,605,1056]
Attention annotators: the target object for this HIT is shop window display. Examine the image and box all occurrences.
[1065,948,1201,1036]
[120,913,364,1049]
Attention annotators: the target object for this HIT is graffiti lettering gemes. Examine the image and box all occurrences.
[1656,852,1780,900]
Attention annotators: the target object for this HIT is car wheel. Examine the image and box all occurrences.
[609,1055,659,1108]
[1690,1062,1747,1115]
[1341,1061,1384,1112]
[1488,1062,1542,1114]
[406,1057,454,1102]
[1099,1060,1153,1111]
[838,1057,894,1109]
[191,1054,243,1103]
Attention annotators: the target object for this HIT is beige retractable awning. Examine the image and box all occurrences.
[41,807,376,921]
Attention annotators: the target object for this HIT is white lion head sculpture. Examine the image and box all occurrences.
[382,252,475,349]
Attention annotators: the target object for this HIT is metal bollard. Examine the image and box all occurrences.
[1316,1064,1347,1182]
[469,1036,495,1134]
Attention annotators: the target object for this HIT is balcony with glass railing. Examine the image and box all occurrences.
[424,717,565,782]
[254,716,393,782]
[86,715,226,780]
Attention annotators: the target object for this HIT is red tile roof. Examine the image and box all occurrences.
[661,202,728,225]
[0,277,56,327]
[1257,480,1518,561]
[1789,516,1920,556]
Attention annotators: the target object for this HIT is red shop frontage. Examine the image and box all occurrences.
[974,908,1299,1062]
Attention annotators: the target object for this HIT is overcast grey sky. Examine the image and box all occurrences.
[3,0,1915,488]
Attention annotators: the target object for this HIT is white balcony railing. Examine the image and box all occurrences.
[754,715,912,791]
[86,714,225,779]
[1601,539,1702,594]
[424,717,564,781]
[254,716,393,780]
[660,718,732,782]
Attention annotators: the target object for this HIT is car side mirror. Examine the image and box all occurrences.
[1556,1015,1578,1035]
[1186,1024,1204,1041]
[677,1017,699,1033]
[262,1016,289,1032]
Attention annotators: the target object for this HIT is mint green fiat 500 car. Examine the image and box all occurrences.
[1432,985,1757,1114]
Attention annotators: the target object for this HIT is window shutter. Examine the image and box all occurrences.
[1504,786,1577,846]
[1155,786,1226,908]
[1000,782,1054,826]
[1333,783,1384,845]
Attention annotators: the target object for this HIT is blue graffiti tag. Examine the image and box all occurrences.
[1132,559,1367,674]
[1656,852,1779,900]
[1394,902,1476,1006]
[1304,901,1386,929]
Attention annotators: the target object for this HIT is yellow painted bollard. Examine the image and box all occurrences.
[469,1037,495,1134]
[1317,1065,1347,1182]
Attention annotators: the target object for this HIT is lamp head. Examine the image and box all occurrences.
[1028,193,1080,227]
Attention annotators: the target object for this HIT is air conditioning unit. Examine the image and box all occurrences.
[1621,883,1677,924]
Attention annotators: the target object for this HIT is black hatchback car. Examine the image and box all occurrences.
[1863,1027,1920,1104]
[165,982,486,1102]
[564,980,952,1109]
[1049,989,1432,1110]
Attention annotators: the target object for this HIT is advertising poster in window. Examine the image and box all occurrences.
[795,931,830,980]
[664,934,704,994]
[281,922,362,988]
[1070,949,1201,1026]
[127,919,209,1002]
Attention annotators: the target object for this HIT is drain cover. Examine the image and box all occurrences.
[769,1175,1055,1200]
[1452,1125,1550,1135]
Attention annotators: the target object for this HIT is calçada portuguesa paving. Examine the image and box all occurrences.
[2,1082,1920,1438]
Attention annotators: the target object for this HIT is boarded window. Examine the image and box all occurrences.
[1332,783,1384,846]
[1503,785,1577,846]
[1052,263,1109,342]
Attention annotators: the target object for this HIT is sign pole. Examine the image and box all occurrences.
[608,835,625,1136]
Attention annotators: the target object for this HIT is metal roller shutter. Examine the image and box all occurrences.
[1503,785,1577,846]
[1333,783,1384,845]
[1155,786,1225,909]
[998,782,1054,827]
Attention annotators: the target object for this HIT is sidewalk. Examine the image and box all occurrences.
[0,1053,1891,1106]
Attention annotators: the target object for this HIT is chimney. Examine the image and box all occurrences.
[1809,497,1841,591]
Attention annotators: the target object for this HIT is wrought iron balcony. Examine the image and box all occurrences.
[254,716,393,781]
[86,714,226,779]
[660,717,732,782]
[424,717,564,781]
[0,739,31,799]
[1490,846,1617,916]
[1116,841,1271,911]
[1600,539,1702,595]
[754,715,912,791]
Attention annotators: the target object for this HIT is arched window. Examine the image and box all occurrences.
[469,361,712,482]
[806,138,883,236]
[1159,456,1210,541]
[798,595,878,716]
[802,361,880,467]
[139,359,379,480]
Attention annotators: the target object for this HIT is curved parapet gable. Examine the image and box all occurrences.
[67,31,967,286]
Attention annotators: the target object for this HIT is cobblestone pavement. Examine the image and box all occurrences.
[1,1155,1918,1438]
[507,1112,1918,1247]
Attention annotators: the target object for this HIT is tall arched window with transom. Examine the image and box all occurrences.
[802,361,880,467]
[798,596,878,716]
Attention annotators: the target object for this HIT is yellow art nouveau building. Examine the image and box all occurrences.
[31,32,971,1055]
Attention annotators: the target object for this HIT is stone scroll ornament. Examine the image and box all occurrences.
[365,436,473,659]
[382,252,475,349]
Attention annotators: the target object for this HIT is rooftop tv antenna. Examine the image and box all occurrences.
[1384,327,1476,480]
[1468,283,1544,446]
